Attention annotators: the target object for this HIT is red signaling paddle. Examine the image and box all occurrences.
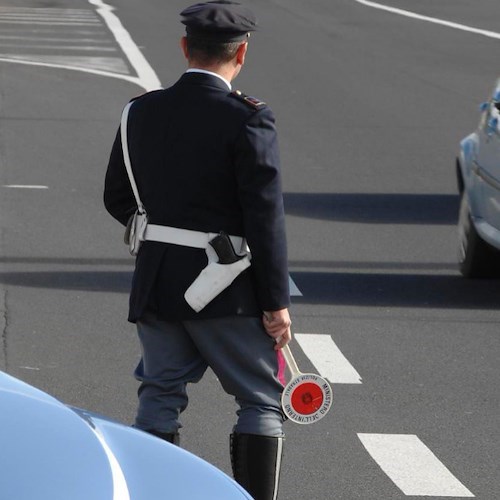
[280,343,333,424]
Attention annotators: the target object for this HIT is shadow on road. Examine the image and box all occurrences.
[0,271,132,293]
[291,271,500,309]
[284,193,459,224]
[1,268,499,309]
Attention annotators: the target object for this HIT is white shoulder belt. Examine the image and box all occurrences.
[120,102,248,254]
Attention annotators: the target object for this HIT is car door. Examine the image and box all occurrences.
[475,80,500,231]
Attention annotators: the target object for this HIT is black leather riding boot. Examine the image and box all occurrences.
[230,433,284,500]
[145,429,180,445]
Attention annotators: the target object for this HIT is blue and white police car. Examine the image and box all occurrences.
[456,79,500,277]
[0,370,251,500]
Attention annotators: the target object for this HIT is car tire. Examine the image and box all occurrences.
[458,193,500,278]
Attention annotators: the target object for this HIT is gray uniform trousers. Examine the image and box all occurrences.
[134,312,286,437]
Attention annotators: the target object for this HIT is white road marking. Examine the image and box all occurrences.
[0,44,116,51]
[0,14,96,20]
[289,276,302,296]
[0,7,95,15]
[0,56,139,84]
[0,29,105,35]
[2,185,48,189]
[0,35,109,42]
[354,0,500,40]
[295,333,362,384]
[0,13,96,18]
[358,434,474,497]
[88,0,161,91]
[0,8,98,22]
[0,54,129,75]
[0,20,100,26]
[0,4,161,91]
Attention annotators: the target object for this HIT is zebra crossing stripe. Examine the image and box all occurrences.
[294,334,362,384]
[0,4,160,91]
[289,276,302,296]
[0,44,116,51]
[2,185,48,189]
[358,434,474,497]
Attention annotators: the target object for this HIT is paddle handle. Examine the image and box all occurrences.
[264,311,300,376]
[281,344,301,377]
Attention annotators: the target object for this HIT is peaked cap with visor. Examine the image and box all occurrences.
[180,1,258,42]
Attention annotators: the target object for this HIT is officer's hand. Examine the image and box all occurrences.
[263,309,292,350]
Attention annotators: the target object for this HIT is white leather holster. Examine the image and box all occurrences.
[184,256,251,312]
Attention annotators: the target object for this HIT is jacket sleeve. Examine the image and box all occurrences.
[234,107,290,311]
[103,127,136,226]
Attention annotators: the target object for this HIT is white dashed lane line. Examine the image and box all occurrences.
[294,337,474,496]
[289,276,302,296]
[358,433,474,497]
[294,333,362,384]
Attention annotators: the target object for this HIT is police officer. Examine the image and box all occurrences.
[104,2,291,498]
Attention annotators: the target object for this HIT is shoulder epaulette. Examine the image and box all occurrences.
[230,90,266,109]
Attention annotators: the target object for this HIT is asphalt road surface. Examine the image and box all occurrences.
[1,0,500,499]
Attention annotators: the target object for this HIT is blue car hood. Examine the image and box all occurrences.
[0,371,251,500]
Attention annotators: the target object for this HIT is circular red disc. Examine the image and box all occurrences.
[290,382,325,415]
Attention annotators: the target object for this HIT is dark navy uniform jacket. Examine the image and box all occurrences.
[104,72,290,322]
